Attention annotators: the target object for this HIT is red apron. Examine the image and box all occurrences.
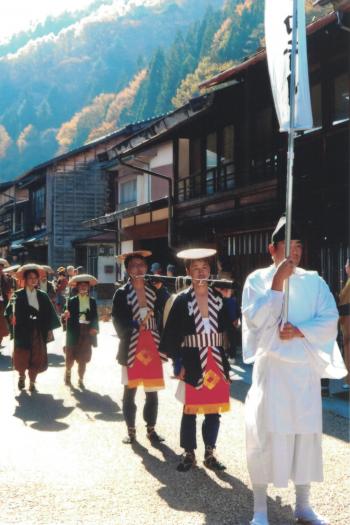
[127,330,164,390]
[184,347,230,415]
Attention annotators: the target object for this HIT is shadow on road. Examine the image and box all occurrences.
[71,388,123,422]
[48,353,65,367]
[131,441,295,525]
[0,354,12,371]
[14,391,73,431]
[229,378,250,404]
[323,411,349,442]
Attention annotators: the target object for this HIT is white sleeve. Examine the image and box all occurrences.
[242,274,283,363]
[297,277,347,379]
[297,277,338,344]
[242,284,284,329]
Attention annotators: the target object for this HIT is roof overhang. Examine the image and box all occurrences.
[73,232,116,245]
[23,230,48,246]
[106,95,213,163]
[83,197,168,229]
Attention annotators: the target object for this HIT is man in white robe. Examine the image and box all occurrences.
[242,217,347,525]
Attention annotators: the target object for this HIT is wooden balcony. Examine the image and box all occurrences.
[177,162,235,203]
[176,151,285,204]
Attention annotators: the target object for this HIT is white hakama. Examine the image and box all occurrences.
[242,266,347,487]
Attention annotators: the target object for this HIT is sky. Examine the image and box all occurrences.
[0,0,103,42]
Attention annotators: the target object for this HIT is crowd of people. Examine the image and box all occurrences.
[0,262,98,391]
[0,214,348,525]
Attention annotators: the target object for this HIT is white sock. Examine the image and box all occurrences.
[251,484,268,524]
[295,484,319,520]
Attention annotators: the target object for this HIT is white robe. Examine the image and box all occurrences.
[242,265,347,487]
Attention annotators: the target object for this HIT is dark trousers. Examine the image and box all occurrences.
[122,387,158,428]
[180,412,220,451]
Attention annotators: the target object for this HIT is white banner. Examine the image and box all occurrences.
[265,0,313,131]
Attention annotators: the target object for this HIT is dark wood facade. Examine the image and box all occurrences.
[169,16,349,294]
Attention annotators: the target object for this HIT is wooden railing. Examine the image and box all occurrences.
[176,151,285,203]
[177,161,235,202]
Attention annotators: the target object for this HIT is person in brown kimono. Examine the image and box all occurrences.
[62,274,99,389]
[5,264,61,392]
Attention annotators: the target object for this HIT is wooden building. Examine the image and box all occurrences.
[87,9,349,294]
[0,122,154,295]
[84,98,212,273]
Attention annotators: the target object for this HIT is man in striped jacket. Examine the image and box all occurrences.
[112,250,167,444]
[159,249,236,472]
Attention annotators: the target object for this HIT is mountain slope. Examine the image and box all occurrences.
[0,0,330,181]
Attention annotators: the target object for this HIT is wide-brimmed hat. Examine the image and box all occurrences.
[68,274,98,287]
[41,265,54,274]
[56,266,66,273]
[16,264,46,281]
[0,258,9,267]
[116,250,152,263]
[176,248,217,260]
[3,264,20,273]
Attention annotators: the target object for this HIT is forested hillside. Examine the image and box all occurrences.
[0,0,329,181]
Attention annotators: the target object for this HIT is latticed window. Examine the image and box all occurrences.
[32,186,45,227]
[227,231,272,256]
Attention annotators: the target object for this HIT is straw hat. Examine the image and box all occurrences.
[42,265,54,274]
[116,250,152,263]
[56,266,66,273]
[176,248,216,259]
[16,263,46,280]
[0,258,9,267]
[68,274,98,287]
[3,264,20,273]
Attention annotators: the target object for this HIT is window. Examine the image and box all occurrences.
[227,231,271,256]
[220,125,235,190]
[32,186,45,227]
[14,209,24,233]
[206,132,218,169]
[221,125,235,164]
[190,137,202,174]
[205,132,217,195]
[119,179,137,205]
[333,73,349,125]
[310,83,322,129]
[98,245,114,256]
[253,107,273,152]
[87,246,98,277]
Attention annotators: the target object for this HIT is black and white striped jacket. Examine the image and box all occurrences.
[159,287,236,387]
[112,281,167,366]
